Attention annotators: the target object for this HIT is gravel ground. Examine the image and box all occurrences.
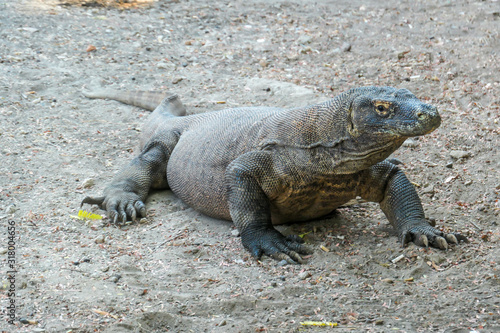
[0,0,499,332]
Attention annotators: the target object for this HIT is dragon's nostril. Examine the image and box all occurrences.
[417,112,426,120]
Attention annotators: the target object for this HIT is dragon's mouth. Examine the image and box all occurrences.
[341,141,396,159]
[393,114,441,137]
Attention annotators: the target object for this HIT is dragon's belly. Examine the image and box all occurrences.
[269,174,361,225]
[167,145,232,221]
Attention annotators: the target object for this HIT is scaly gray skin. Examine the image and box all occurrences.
[82,86,467,263]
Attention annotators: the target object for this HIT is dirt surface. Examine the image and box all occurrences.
[1,0,499,332]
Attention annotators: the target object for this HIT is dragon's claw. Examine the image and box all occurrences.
[241,227,313,264]
[400,221,467,250]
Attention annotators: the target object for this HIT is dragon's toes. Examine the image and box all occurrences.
[400,222,467,250]
[241,228,312,264]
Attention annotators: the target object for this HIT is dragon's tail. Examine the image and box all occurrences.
[82,88,186,116]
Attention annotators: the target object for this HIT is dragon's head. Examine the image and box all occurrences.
[348,87,441,138]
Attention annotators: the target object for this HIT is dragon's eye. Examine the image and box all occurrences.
[373,101,391,116]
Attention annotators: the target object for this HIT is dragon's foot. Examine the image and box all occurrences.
[399,220,468,249]
[82,188,146,224]
[241,227,313,264]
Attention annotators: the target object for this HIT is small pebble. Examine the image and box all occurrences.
[231,229,240,237]
[94,235,105,244]
[328,47,341,54]
[300,46,312,54]
[0,248,7,255]
[5,204,16,214]
[445,162,453,169]
[375,319,384,325]
[82,178,94,189]
[277,260,288,267]
[421,185,434,194]
[172,77,183,84]
[449,150,470,159]
[464,180,473,186]
[157,62,169,69]
[219,320,227,326]
[110,274,122,283]
[298,271,311,280]
[402,138,418,148]
[427,253,446,265]
[259,59,269,68]
[296,35,312,45]
[341,42,352,52]
[19,318,38,325]
[279,275,286,281]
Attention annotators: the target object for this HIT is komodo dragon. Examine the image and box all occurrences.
[82,86,467,263]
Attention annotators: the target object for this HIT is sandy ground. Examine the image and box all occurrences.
[1,0,499,332]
